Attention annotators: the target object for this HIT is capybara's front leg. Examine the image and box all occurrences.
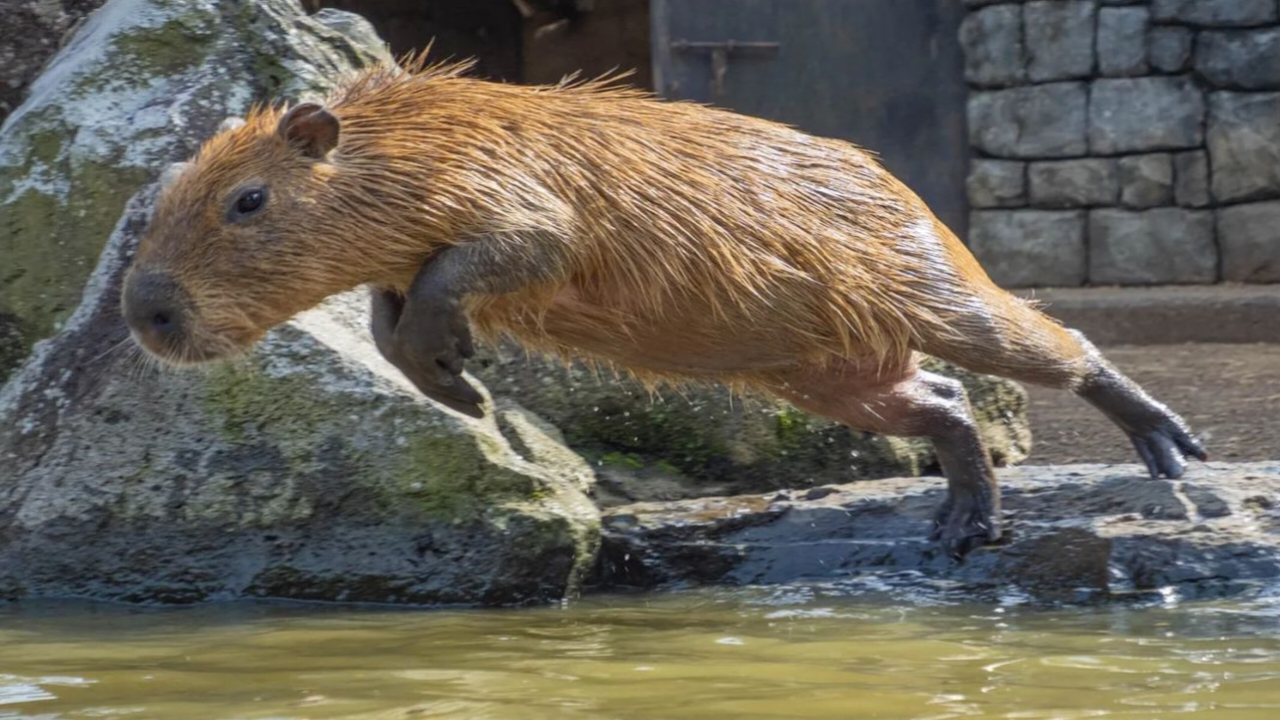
[371,231,569,418]
[764,361,1001,559]
[371,286,485,418]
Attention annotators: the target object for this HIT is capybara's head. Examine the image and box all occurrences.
[122,103,352,365]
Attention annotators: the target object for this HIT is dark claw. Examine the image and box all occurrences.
[400,362,484,418]
[1153,433,1185,478]
[1131,436,1161,479]
[946,533,991,562]
[928,495,1001,561]
[1176,429,1208,463]
[1129,419,1200,480]
[414,374,485,419]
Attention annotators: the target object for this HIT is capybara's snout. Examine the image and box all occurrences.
[121,269,190,360]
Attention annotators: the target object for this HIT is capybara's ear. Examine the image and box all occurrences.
[277,102,340,159]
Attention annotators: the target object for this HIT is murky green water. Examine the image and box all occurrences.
[3,586,1280,720]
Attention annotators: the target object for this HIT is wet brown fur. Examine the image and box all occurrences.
[134,51,1090,396]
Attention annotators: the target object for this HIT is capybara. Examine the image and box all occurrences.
[121,55,1205,557]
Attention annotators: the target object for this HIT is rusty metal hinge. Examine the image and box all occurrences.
[671,40,780,99]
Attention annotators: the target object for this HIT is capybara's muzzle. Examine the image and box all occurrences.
[121,270,189,359]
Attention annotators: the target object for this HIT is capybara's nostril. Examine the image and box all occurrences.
[122,271,186,349]
[151,311,174,332]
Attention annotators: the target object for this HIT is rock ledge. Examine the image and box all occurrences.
[592,463,1280,603]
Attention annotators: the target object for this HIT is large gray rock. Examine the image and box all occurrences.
[969,83,1088,158]
[1152,0,1278,27]
[1174,150,1212,208]
[1196,29,1280,90]
[1220,201,1280,283]
[0,184,601,606]
[0,0,109,125]
[469,343,1032,506]
[0,0,387,385]
[1028,159,1119,208]
[967,159,1027,208]
[1024,1,1096,82]
[593,463,1280,603]
[1089,77,1205,154]
[1208,92,1280,203]
[1089,208,1217,284]
[969,210,1087,287]
[1149,26,1193,73]
[1097,6,1149,77]
[960,4,1025,87]
[1118,154,1174,209]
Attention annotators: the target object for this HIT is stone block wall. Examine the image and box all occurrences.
[961,0,1280,287]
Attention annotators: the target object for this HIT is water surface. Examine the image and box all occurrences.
[3,585,1280,719]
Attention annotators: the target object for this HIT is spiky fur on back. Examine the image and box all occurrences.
[183,51,1085,393]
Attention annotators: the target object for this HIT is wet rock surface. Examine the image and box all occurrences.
[592,463,1280,603]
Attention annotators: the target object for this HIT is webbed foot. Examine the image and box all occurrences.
[929,492,1002,561]
[1075,346,1207,480]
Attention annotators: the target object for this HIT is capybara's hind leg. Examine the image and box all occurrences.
[1068,331,1207,478]
[764,361,1001,559]
[921,291,1206,478]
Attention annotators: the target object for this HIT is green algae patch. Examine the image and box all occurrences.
[0,159,151,367]
[0,313,28,385]
[561,397,731,479]
[201,359,545,525]
[600,451,646,470]
[199,363,333,445]
[109,17,217,82]
[392,434,539,521]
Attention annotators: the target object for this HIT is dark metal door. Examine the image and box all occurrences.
[651,0,970,237]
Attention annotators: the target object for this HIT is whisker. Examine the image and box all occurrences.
[89,336,134,365]
[124,348,150,385]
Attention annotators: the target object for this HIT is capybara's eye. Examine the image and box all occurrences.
[236,189,265,216]
[227,186,269,223]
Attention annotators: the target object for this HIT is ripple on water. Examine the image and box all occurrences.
[0,589,1279,719]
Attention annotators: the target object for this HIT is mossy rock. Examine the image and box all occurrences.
[471,342,1031,505]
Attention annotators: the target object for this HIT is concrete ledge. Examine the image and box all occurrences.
[1014,284,1280,345]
